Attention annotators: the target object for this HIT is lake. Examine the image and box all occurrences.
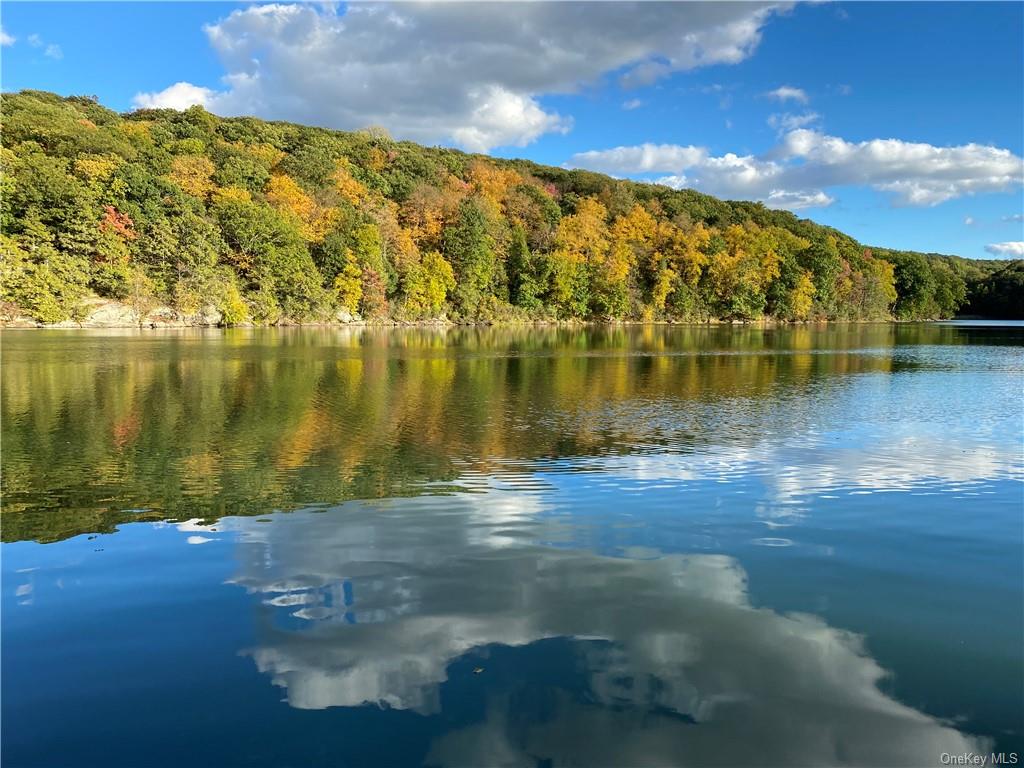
[2,323,1022,767]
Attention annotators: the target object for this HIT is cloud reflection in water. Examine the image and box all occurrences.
[220,490,989,766]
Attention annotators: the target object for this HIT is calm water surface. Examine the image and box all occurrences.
[2,323,1022,767]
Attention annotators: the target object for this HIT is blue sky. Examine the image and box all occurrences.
[3,1,1022,258]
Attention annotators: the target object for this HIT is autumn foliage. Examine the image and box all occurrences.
[1,90,996,325]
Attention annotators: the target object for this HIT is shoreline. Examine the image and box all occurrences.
[0,296,982,331]
[2,317,974,330]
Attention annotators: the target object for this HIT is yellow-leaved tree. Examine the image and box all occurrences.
[402,251,456,318]
[169,155,215,199]
[788,270,817,320]
[549,197,609,316]
[266,173,336,242]
[334,261,363,315]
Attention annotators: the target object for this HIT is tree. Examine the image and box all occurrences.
[214,154,271,195]
[334,261,363,314]
[600,204,655,316]
[706,223,782,320]
[965,261,1024,319]
[215,276,249,325]
[860,252,898,319]
[507,224,543,311]
[1,233,89,323]
[402,250,455,318]
[799,234,843,315]
[883,250,936,319]
[212,190,326,320]
[265,173,335,242]
[548,196,609,317]
[360,267,388,319]
[332,160,369,206]
[443,198,496,317]
[787,271,816,320]
[168,155,215,199]
[126,266,158,325]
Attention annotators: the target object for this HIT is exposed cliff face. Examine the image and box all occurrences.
[2,296,220,328]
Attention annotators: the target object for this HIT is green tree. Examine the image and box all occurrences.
[507,224,543,310]
[443,198,496,317]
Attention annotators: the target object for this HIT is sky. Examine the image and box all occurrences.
[2,1,1022,259]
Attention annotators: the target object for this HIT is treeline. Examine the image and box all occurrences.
[0,90,1016,325]
[961,260,1024,319]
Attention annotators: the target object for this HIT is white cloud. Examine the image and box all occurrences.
[985,241,1024,257]
[651,151,835,210]
[765,85,808,104]
[568,143,707,175]
[132,2,787,152]
[0,27,15,46]
[778,129,1024,206]
[1003,214,1024,223]
[568,129,1024,210]
[133,81,218,111]
[622,99,644,111]
[24,32,60,59]
[767,111,820,133]
[764,189,835,209]
[449,86,570,153]
[964,216,975,226]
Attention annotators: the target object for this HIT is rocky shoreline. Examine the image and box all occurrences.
[1,296,955,330]
[0,296,370,329]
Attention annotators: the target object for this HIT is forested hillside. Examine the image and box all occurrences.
[1,90,1018,325]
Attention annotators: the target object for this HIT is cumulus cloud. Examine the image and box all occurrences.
[0,27,14,46]
[765,85,808,103]
[568,143,707,175]
[44,44,62,60]
[985,241,1024,257]
[134,81,218,111]
[131,2,786,152]
[622,99,644,111]
[1003,213,1024,223]
[778,129,1024,205]
[964,216,975,226]
[568,129,1024,210]
[449,86,569,153]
